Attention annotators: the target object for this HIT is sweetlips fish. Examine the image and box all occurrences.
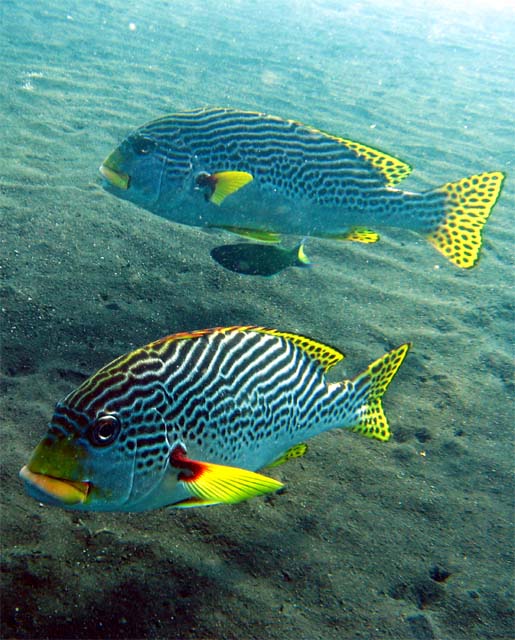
[99,107,505,268]
[20,326,410,512]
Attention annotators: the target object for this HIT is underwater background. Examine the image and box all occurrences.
[1,0,514,638]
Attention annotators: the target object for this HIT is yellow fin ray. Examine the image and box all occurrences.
[180,460,283,505]
[338,138,412,186]
[209,170,253,205]
[427,171,505,268]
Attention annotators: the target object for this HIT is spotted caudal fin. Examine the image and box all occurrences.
[346,343,410,442]
[426,171,505,268]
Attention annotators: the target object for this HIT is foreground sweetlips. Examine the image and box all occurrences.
[99,107,505,268]
[20,326,410,512]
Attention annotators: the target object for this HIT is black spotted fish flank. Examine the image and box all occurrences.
[100,107,505,268]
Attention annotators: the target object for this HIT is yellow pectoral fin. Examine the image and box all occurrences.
[210,171,253,205]
[180,460,283,504]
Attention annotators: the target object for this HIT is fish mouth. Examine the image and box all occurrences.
[20,465,91,505]
[99,162,130,191]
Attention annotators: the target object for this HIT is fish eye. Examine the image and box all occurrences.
[132,135,157,156]
[89,414,121,447]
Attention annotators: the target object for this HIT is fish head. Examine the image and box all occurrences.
[20,366,178,512]
[99,121,194,212]
[100,132,164,207]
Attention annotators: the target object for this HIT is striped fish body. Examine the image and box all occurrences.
[100,108,505,268]
[20,327,409,512]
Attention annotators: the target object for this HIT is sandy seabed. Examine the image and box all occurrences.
[1,1,514,638]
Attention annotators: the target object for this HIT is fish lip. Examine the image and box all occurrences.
[19,465,91,505]
[99,162,130,191]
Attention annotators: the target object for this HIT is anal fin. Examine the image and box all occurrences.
[322,227,380,244]
[267,443,308,468]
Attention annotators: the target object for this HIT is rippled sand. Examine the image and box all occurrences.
[1,1,514,638]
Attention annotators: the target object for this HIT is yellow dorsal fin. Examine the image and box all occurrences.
[210,171,253,205]
[322,227,380,244]
[251,327,344,371]
[147,326,344,372]
[306,126,412,186]
[213,225,281,243]
[336,138,412,186]
[267,443,308,468]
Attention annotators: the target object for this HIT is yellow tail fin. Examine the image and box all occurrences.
[427,171,505,268]
[351,343,411,442]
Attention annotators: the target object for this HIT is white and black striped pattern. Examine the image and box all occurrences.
[48,327,365,476]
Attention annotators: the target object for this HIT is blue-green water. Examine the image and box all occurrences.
[1,1,514,639]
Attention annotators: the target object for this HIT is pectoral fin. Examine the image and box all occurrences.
[196,170,253,205]
[171,445,283,505]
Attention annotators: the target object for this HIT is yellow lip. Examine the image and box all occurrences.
[20,465,90,505]
[99,163,130,190]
